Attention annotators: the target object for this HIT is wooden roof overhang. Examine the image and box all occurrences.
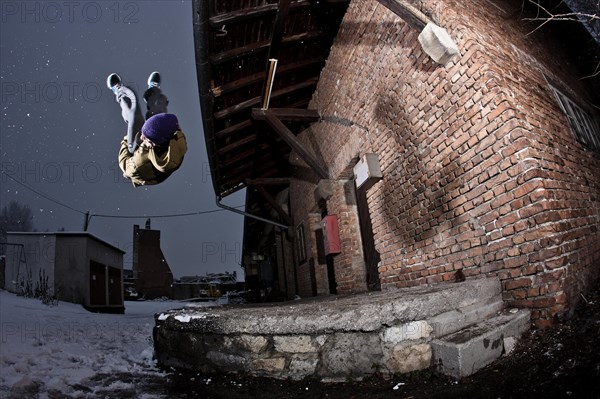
[192,0,349,201]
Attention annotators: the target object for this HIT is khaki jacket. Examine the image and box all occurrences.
[118,130,187,187]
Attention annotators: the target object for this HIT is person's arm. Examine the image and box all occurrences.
[118,136,133,176]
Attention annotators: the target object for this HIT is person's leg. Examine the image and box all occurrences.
[143,72,169,119]
[143,87,169,119]
[114,85,144,153]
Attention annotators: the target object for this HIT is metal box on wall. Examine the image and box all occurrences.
[353,153,383,190]
[321,215,341,256]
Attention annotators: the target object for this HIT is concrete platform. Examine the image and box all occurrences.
[153,277,530,380]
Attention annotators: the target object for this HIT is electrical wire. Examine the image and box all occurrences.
[0,167,244,220]
[1,167,87,215]
[90,208,240,219]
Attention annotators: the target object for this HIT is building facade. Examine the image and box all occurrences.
[195,0,599,327]
[4,232,125,312]
[287,0,600,327]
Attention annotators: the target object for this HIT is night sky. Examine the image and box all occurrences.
[0,1,246,278]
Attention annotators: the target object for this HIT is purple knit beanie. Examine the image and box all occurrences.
[142,113,179,145]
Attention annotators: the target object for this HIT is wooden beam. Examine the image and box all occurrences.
[217,133,256,155]
[220,143,270,167]
[209,30,325,65]
[375,0,430,31]
[214,77,318,120]
[223,158,279,181]
[208,0,310,27]
[221,160,279,190]
[246,178,291,186]
[211,58,325,98]
[255,185,293,226]
[252,108,320,122]
[215,120,253,139]
[259,0,291,109]
[258,110,329,179]
[268,0,291,59]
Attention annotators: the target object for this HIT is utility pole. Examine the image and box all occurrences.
[83,211,90,231]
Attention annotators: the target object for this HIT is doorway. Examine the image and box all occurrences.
[356,184,381,291]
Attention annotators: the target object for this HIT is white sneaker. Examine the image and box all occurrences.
[106,73,122,93]
[147,71,161,89]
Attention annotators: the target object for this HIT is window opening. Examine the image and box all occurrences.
[549,83,600,152]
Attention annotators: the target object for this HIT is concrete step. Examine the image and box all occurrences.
[428,295,505,338]
[154,277,509,380]
[431,308,531,379]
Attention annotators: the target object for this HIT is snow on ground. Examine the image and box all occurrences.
[0,290,216,398]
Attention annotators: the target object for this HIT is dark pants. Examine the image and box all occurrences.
[115,86,169,153]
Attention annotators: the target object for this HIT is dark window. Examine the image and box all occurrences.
[550,83,600,152]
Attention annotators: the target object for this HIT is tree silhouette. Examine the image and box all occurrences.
[0,200,34,247]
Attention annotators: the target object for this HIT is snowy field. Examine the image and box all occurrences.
[0,290,213,398]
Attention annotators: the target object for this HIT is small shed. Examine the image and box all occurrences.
[4,232,125,313]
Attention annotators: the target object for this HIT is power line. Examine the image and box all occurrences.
[0,167,87,215]
[0,167,244,220]
[90,207,241,219]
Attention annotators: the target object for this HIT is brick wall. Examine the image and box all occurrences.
[289,0,600,325]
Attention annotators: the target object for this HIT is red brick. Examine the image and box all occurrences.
[504,277,533,290]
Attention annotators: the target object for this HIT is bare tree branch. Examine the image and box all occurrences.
[523,0,600,35]
[581,61,600,79]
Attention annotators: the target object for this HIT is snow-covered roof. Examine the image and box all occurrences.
[5,231,126,254]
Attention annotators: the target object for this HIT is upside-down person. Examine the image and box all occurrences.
[106,71,187,187]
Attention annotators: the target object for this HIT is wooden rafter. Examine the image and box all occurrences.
[255,185,293,226]
[217,133,257,155]
[209,31,325,65]
[196,0,350,199]
[253,109,329,179]
[215,120,253,139]
[208,0,310,27]
[214,99,313,139]
[246,178,291,186]
[211,58,325,98]
[214,78,318,120]
[375,0,430,30]
[220,143,270,167]
[253,108,320,122]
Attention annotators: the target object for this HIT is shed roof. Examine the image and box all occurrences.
[5,232,126,254]
[193,0,349,199]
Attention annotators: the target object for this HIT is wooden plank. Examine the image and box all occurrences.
[214,97,261,121]
[257,186,293,225]
[221,159,279,186]
[375,0,430,31]
[268,0,291,63]
[217,133,257,155]
[215,119,253,139]
[214,77,318,120]
[258,0,291,109]
[208,0,310,27]
[211,58,325,98]
[252,108,320,122]
[210,31,325,65]
[246,178,291,186]
[220,143,271,166]
[256,185,293,225]
[262,112,329,179]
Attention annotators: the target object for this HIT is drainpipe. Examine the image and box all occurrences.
[216,197,289,230]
